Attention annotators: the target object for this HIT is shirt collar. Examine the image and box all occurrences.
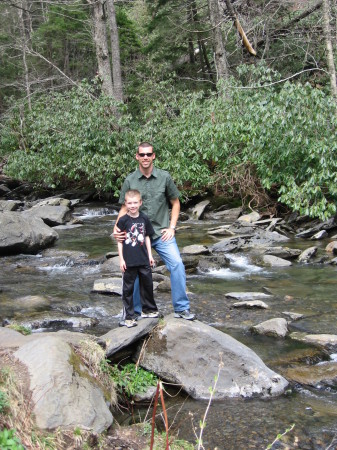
[136,166,158,179]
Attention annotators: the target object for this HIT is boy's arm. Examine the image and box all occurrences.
[117,241,127,272]
[145,236,154,267]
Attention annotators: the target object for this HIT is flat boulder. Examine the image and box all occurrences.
[23,204,72,226]
[0,211,58,255]
[136,315,288,400]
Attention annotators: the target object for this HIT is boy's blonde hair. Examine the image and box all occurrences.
[124,189,142,200]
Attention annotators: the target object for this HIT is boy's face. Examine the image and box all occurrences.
[125,195,142,215]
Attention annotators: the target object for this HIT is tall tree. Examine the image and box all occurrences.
[322,0,337,97]
[106,0,123,102]
[89,0,114,96]
[208,0,228,80]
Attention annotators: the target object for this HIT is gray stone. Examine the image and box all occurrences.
[0,200,22,211]
[204,207,242,221]
[207,226,235,236]
[0,327,100,349]
[13,312,98,331]
[198,255,230,272]
[251,318,288,338]
[232,300,269,309]
[293,334,337,351]
[136,315,288,399]
[93,277,123,295]
[263,255,292,267]
[190,200,210,219]
[23,205,72,226]
[237,211,261,224]
[181,244,210,255]
[282,311,304,321]
[295,216,337,238]
[33,197,72,207]
[101,318,159,357]
[263,246,301,259]
[133,386,157,402]
[0,211,58,255]
[298,246,318,263]
[226,292,272,301]
[311,230,328,240]
[14,336,113,432]
[325,241,337,255]
[283,362,337,388]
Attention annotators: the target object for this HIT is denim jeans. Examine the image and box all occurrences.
[133,237,190,314]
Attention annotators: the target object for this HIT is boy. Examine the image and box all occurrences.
[117,189,159,328]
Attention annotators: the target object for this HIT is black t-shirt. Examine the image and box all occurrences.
[117,212,155,267]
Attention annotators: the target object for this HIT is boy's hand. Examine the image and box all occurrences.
[112,223,126,243]
[120,258,127,272]
[149,256,155,267]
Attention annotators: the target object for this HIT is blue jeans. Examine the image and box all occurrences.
[133,237,190,314]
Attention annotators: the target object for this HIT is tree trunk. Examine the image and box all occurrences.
[106,0,123,102]
[18,0,31,110]
[90,0,114,97]
[208,0,228,80]
[322,0,337,97]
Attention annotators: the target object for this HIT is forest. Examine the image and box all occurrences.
[1,0,337,219]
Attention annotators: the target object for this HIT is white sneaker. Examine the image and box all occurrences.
[120,319,138,328]
[141,311,159,318]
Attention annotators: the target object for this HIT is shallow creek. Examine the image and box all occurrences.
[1,204,337,449]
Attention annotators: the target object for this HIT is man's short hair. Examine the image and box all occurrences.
[138,141,153,151]
[125,189,142,200]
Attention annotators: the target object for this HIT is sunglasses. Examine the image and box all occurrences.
[138,152,154,157]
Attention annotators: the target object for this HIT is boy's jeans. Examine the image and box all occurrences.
[133,236,190,314]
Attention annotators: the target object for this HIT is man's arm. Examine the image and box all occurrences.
[160,197,180,242]
[111,205,128,243]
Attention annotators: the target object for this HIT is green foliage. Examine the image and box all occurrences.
[2,80,136,195]
[0,390,9,413]
[6,325,32,335]
[2,63,337,220]
[104,362,158,398]
[0,428,24,450]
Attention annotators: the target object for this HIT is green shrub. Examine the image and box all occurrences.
[103,362,158,398]
[0,428,24,450]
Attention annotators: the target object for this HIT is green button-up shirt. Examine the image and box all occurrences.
[119,167,180,240]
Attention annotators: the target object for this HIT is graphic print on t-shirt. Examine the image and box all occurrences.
[125,223,145,247]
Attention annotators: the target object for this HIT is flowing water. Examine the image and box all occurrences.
[1,204,337,449]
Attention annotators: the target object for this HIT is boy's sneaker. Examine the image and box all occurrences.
[120,319,138,328]
[174,310,196,320]
[141,311,159,318]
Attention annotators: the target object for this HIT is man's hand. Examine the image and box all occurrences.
[160,228,175,241]
[111,223,126,243]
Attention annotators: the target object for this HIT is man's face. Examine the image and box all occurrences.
[125,195,142,215]
[136,145,155,170]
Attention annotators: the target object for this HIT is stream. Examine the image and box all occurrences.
[1,204,337,449]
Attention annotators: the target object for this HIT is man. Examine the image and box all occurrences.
[113,142,195,320]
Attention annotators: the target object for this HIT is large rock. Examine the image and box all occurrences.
[14,335,113,432]
[251,318,288,338]
[262,255,292,267]
[190,200,210,219]
[0,211,59,255]
[23,205,72,226]
[136,316,288,400]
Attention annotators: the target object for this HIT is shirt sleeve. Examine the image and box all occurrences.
[119,177,130,204]
[165,173,180,200]
[144,215,155,237]
[117,215,126,231]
